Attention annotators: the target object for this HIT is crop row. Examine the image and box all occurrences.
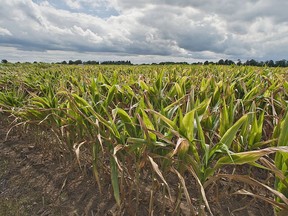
[0,64,288,215]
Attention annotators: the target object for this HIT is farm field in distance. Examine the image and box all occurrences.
[0,63,288,215]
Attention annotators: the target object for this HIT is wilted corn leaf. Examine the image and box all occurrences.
[172,168,196,216]
[186,165,212,215]
[148,156,171,200]
[215,146,288,168]
[204,174,288,207]
[235,189,288,210]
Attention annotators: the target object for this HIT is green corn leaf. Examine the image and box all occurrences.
[32,97,50,108]
[243,85,260,101]
[115,108,136,137]
[219,114,247,148]
[139,80,150,91]
[209,114,247,159]
[248,112,258,147]
[123,85,135,97]
[71,93,90,107]
[277,112,288,147]
[155,70,164,91]
[275,112,288,201]
[174,83,183,97]
[141,109,156,141]
[195,112,209,166]
[181,110,195,142]
[104,85,117,107]
[110,157,121,206]
[212,85,220,106]
[163,95,186,112]
[219,98,229,136]
[255,110,265,143]
[69,93,120,139]
[195,98,211,118]
[147,109,177,130]
[200,77,211,92]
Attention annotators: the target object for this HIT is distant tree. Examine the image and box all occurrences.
[158,61,188,65]
[275,59,287,67]
[266,60,274,67]
[204,60,209,65]
[258,61,265,67]
[74,60,82,65]
[245,59,258,66]
[218,59,225,65]
[101,60,132,65]
[237,59,242,66]
[68,60,82,65]
[62,61,67,64]
[1,59,8,64]
[84,60,99,65]
[226,59,235,65]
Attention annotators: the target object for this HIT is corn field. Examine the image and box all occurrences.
[1,63,288,215]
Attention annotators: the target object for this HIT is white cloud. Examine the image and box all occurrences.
[65,0,81,9]
[0,0,288,62]
[0,27,12,36]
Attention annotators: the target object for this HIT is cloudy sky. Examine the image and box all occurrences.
[0,0,287,63]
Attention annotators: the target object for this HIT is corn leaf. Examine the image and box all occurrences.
[115,108,136,137]
[209,114,248,159]
[111,157,121,206]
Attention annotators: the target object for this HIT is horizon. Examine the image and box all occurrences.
[1,0,288,63]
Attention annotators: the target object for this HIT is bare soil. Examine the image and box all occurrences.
[0,114,115,216]
[0,113,275,215]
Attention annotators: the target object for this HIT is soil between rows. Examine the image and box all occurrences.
[0,113,275,215]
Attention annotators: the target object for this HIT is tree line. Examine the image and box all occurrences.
[59,60,132,65]
[213,59,288,67]
[1,58,288,67]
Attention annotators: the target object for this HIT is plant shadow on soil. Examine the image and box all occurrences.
[0,114,275,215]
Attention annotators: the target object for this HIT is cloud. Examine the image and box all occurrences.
[0,27,12,36]
[65,0,81,9]
[0,0,288,62]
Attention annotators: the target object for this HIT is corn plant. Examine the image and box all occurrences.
[1,63,288,215]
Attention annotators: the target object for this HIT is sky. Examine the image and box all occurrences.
[0,0,288,64]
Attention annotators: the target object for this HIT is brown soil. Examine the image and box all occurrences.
[0,114,116,216]
[0,113,275,215]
